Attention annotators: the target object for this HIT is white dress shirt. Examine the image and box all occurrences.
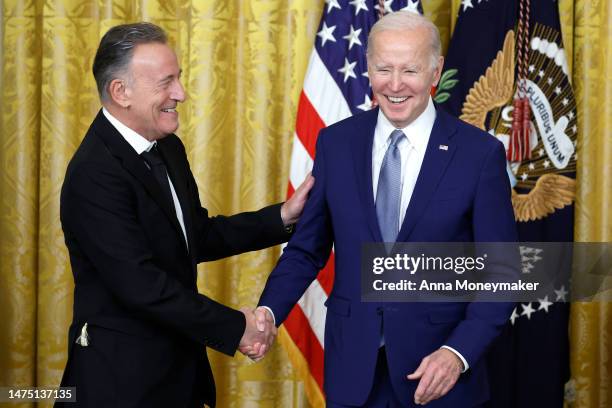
[372,97,435,228]
[102,108,188,248]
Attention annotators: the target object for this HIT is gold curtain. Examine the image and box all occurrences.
[0,1,609,407]
[567,0,612,406]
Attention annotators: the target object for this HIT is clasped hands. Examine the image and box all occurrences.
[238,307,276,361]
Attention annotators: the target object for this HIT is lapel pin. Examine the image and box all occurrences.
[439,144,448,151]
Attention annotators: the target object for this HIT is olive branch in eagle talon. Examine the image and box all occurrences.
[458,30,576,222]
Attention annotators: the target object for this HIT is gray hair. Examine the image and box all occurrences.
[366,11,441,70]
[92,22,167,102]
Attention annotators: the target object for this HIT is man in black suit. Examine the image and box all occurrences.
[56,22,312,408]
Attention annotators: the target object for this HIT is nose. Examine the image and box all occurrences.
[389,71,402,92]
[171,79,186,102]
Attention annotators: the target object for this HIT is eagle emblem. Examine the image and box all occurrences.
[458,28,577,222]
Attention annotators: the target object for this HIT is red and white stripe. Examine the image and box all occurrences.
[283,48,351,396]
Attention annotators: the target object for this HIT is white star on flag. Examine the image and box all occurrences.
[317,22,337,46]
[510,307,519,325]
[521,173,528,181]
[374,0,394,14]
[362,71,369,78]
[555,285,568,302]
[543,160,551,169]
[349,0,368,16]
[562,98,569,106]
[402,0,421,13]
[357,94,372,111]
[538,296,553,313]
[343,25,363,50]
[461,0,474,11]
[554,86,562,95]
[325,0,341,13]
[521,303,535,319]
[529,65,535,73]
[528,163,535,170]
[338,58,357,82]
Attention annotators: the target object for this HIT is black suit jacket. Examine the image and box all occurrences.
[57,110,290,407]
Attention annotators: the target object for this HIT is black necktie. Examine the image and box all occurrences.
[141,145,176,215]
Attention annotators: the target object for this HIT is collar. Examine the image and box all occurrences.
[102,108,155,154]
[374,97,436,154]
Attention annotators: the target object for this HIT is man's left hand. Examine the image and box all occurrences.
[407,348,463,405]
[281,173,314,226]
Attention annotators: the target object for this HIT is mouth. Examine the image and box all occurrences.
[161,107,177,113]
[385,95,409,104]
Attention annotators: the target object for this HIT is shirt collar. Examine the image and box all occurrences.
[102,108,155,154]
[374,97,436,154]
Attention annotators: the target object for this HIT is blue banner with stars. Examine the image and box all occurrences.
[437,0,577,406]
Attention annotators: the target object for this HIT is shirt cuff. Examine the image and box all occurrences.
[258,306,276,326]
[441,345,469,373]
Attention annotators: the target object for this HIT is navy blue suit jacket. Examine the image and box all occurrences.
[259,107,518,407]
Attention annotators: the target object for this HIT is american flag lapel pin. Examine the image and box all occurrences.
[439,144,448,151]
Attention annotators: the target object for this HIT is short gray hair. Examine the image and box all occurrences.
[92,22,167,102]
[366,11,441,70]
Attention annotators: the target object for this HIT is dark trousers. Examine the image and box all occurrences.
[327,347,488,408]
[327,347,404,408]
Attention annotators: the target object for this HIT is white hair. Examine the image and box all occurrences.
[366,11,441,70]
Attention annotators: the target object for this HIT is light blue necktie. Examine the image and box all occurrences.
[376,129,405,243]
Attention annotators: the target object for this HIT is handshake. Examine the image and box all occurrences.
[238,306,277,361]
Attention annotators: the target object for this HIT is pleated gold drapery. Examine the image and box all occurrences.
[567,0,612,406]
[0,1,609,407]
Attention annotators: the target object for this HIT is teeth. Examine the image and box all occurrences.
[387,96,408,103]
[161,108,176,113]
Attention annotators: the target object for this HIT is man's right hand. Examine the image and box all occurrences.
[238,307,276,361]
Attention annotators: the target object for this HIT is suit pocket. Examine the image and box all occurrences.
[324,296,351,317]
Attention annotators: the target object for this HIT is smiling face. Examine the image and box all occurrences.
[367,27,443,129]
[121,42,185,141]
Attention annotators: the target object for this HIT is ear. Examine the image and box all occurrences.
[108,78,131,108]
[432,56,444,87]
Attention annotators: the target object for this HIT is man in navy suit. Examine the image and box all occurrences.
[256,11,518,407]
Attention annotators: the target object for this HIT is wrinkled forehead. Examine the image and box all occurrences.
[129,43,180,75]
[369,27,431,52]
[367,28,432,61]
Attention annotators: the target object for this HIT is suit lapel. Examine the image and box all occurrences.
[350,108,382,242]
[92,111,187,248]
[397,109,458,241]
[157,138,194,254]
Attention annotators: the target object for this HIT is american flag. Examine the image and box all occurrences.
[282,1,422,405]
